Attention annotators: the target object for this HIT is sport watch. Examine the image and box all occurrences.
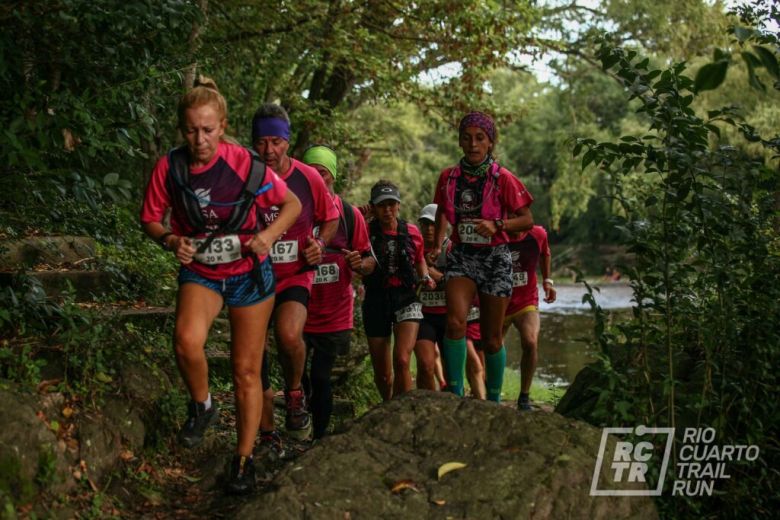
[494,218,505,231]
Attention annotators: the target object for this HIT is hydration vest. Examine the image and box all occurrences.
[167,145,268,250]
[440,162,504,224]
[364,218,418,290]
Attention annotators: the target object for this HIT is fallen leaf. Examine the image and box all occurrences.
[432,499,446,506]
[181,475,202,483]
[62,406,74,418]
[119,450,134,462]
[72,469,82,481]
[556,454,573,463]
[437,462,467,480]
[390,479,420,494]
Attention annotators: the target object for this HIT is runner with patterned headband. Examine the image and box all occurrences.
[429,111,534,402]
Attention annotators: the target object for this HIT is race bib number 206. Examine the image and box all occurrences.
[458,221,490,244]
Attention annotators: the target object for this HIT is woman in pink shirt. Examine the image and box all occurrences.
[140,78,300,494]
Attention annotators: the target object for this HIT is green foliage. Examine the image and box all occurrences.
[573,32,780,517]
[336,358,381,418]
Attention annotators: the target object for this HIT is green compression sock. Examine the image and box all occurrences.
[485,346,506,402]
[441,336,467,397]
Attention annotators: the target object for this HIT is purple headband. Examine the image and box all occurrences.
[458,111,496,142]
[252,117,290,142]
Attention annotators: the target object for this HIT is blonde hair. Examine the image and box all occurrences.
[177,75,228,131]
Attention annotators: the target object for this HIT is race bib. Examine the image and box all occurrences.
[395,302,423,322]
[420,290,446,307]
[271,240,298,264]
[458,221,490,244]
[314,263,339,284]
[512,270,528,287]
[192,235,241,265]
[466,306,480,322]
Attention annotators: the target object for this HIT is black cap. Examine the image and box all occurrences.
[370,185,401,204]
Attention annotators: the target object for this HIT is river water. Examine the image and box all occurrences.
[503,283,634,388]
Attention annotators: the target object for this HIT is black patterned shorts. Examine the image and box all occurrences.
[446,243,513,298]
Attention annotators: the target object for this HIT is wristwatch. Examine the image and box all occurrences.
[158,232,174,251]
[494,218,505,231]
[543,278,554,286]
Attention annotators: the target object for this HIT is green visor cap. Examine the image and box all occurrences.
[302,145,338,181]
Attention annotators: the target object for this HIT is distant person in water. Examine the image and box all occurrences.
[430,111,534,402]
[502,225,556,410]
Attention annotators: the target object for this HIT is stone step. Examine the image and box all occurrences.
[0,269,114,300]
[0,236,96,269]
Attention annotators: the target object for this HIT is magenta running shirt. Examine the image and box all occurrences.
[140,141,287,280]
[305,197,372,334]
[255,158,339,294]
[506,225,550,315]
[433,167,533,247]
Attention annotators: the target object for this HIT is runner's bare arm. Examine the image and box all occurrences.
[429,206,448,263]
[541,250,556,303]
[316,218,339,245]
[142,221,195,264]
[505,206,533,233]
[248,189,301,257]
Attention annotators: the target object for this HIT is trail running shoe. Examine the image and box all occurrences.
[517,393,533,412]
[178,400,219,448]
[259,429,286,461]
[225,455,255,495]
[284,388,312,440]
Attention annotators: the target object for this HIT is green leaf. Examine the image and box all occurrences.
[694,61,728,92]
[733,26,752,42]
[753,46,779,78]
[96,372,113,383]
[103,172,119,186]
[581,149,597,170]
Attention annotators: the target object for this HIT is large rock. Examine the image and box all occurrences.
[0,388,73,503]
[238,391,657,519]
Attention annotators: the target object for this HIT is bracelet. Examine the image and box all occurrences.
[543,278,554,286]
[158,232,174,251]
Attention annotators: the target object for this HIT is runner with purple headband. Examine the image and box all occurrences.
[251,103,340,443]
[429,111,534,402]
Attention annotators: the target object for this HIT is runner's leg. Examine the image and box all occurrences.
[229,297,274,457]
[413,338,438,390]
[479,292,510,402]
[392,320,421,395]
[466,339,486,399]
[516,310,540,395]
[443,277,477,396]
[368,336,393,401]
[174,283,223,402]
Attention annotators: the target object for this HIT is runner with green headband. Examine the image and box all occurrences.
[301,145,375,438]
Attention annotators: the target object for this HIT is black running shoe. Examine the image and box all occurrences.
[284,388,312,440]
[517,393,532,412]
[259,429,286,461]
[225,455,255,495]
[178,400,219,448]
